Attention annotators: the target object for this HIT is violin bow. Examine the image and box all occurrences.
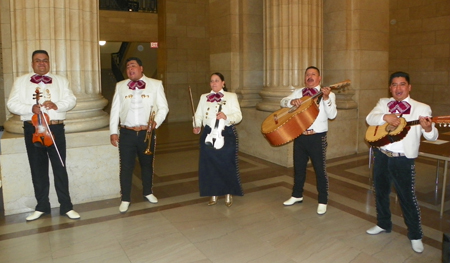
[41,106,65,167]
[188,86,197,127]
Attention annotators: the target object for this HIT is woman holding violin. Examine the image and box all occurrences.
[193,72,243,207]
[7,50,79,221]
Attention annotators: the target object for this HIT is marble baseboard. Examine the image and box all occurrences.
[0,129,120,215]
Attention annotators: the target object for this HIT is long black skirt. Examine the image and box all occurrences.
[198,125,243,196]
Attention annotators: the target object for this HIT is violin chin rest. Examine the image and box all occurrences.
[34,142,46,148]
[213,139,224,150]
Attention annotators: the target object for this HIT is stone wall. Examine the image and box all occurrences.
[389,0,450,116]
[158,0,210,123]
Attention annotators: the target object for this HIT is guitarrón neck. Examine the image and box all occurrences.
[312,91,323,99]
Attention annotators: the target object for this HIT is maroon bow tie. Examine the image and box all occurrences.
[206,92,224,102]
[387,100,411,114]
[128,80,146,90]
[302,88,318,97]
[30,74,52,84]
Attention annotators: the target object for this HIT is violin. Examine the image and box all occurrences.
[32,88,53,147]
[205,103,226,149]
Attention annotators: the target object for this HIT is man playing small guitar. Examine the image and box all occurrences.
[280,66,337,215]
[365,71,438,254]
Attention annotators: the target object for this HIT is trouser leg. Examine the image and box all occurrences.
[373,148,393,231]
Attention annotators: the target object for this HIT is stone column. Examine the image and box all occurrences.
[233,0,264,108]
[3,0,108,134]
[257,0,323,112]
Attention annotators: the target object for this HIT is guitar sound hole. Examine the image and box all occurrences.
[385,125,397,133]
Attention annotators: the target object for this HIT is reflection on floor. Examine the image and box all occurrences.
[0,122,448,262]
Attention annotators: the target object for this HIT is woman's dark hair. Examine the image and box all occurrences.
[211,72,227,91]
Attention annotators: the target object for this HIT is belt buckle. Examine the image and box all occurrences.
[379,148,402,157]
[50,120,62,125]
[303,129,315,135]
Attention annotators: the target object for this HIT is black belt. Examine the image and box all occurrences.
[27,120,64,125]
[120,125,149,132]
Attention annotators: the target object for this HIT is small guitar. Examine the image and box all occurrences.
[365,116,450,147]
[261,79,350,146]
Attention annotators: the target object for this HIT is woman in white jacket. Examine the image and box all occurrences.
[193,73,243,207]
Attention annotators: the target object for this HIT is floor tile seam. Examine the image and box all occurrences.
[331,196,444,247]
[153,165,288,186]
[0,183,291,241]
[300,181,444,241]
[324,193,443,251]
[152,164,270,182]
[320,170,445,212]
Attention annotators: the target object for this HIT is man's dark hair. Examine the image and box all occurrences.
[305,66,320,76]
[32,50,49,59]
[126,57,143,66]
[389,71,410,84]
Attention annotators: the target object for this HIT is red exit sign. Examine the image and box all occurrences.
[150,42,158,48]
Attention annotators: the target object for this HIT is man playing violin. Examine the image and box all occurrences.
[7,50,79,221]
[365,71,438,253]
[110,57,169,213]
[280,66,337,215]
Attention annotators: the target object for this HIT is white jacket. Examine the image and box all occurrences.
[109,75,169,135]
[366,97,438,158]
[7,73,76,121]
[194,90,242,128]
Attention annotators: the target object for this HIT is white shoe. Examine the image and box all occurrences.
[283,197,303,206]
[26,211,45,221]
[366,225,389,235]
[145,194,158,204]
[119,201,130,213]
[65,210,80,220]
[411,239,424,253]
[317,204,327,215]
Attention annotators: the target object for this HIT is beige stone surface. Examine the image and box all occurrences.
[0,129,120,215]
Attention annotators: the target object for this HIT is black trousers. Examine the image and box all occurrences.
[373,148,423,240]
[118,128,155,202]
[23,121,73,214]
[292,132,329,204]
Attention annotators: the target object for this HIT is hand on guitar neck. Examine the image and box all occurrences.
[418,116,433,132]
[290,86,332,107]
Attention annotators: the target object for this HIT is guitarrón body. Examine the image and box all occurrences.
[261,98,319,146]
[261,80,350,146]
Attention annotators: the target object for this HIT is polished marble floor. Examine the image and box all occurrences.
[0,122,449,262]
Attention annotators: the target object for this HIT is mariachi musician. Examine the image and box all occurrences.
[110,57,169,213]
[280,66,337,215]
[7,50,79,221]
[192,72,243,207]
